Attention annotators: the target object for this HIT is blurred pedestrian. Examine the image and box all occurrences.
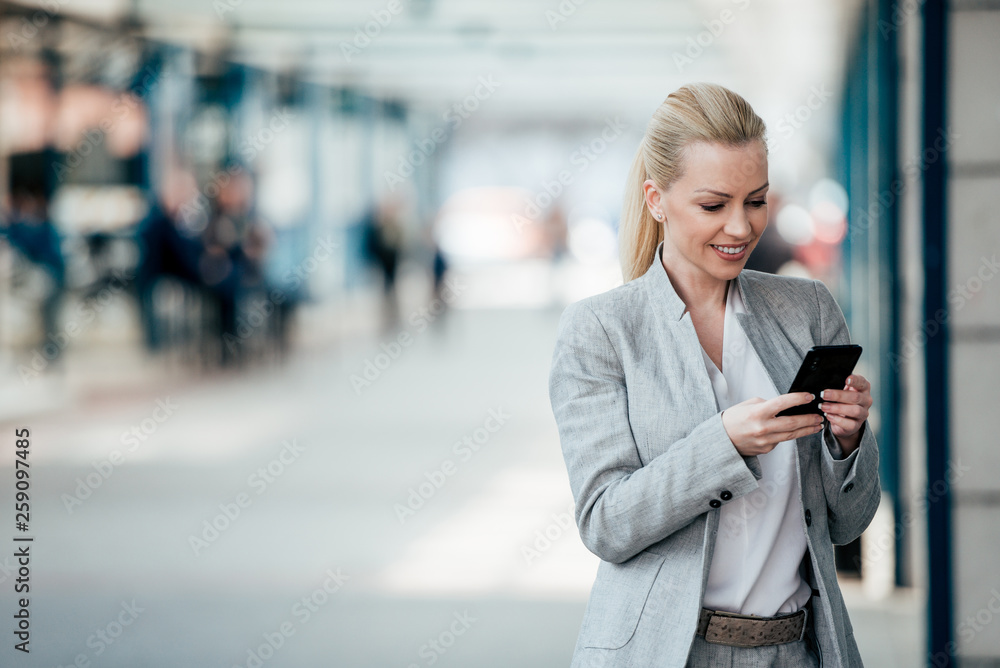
[361,197,405,330]
[4,188,66,359]
[199,170,270,366]
[135,170,203,352]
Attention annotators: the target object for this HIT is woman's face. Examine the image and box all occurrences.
[645,140,769,285]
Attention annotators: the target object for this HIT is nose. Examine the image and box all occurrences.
[723,207,753,239]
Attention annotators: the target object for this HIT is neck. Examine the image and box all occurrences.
[660,252,730,313]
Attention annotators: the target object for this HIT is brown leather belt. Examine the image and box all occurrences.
[696,603,809,647]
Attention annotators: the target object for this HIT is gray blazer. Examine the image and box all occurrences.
[548,243,881,668]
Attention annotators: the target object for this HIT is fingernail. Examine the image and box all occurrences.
[846,377,853,386]
[820,390,827,399]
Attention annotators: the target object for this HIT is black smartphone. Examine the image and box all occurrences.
[775,344,863,417]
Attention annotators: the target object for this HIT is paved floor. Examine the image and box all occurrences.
[0,302,920,667]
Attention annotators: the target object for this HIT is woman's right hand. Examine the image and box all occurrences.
[721,392,825,457]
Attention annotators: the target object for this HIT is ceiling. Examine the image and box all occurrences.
[3,0,864,195]
[7,0,862,125]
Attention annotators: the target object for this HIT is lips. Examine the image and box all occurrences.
[711,244,748,255]
[710,243,750,261]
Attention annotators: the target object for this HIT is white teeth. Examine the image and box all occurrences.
[713,245,747,255]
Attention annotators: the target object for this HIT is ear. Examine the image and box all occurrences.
[642,179,663,222]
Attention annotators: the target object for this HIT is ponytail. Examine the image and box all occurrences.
[619,142,663,283]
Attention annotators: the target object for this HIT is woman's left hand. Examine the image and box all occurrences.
[817,374,873,455]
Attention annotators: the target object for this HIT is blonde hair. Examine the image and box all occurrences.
[619,82,768,282]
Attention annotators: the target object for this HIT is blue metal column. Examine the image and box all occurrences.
[921,0,953,664]
[876,0,903,589]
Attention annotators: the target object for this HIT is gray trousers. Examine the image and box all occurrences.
[685,630,821,667]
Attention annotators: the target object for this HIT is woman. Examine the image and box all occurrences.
[548,83,880,668]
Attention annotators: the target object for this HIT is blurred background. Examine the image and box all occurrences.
[0,0,995,666]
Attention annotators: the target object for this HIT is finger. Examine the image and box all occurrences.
[820,389,864,405]
[773,422,826,442]
[846,375,870,392]
[824,412,860,432]
[769,392,816,413]
[821,402,867,420]
[823,389,873,410]
[771,413,824,433]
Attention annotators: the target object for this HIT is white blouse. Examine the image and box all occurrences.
[698,277,813,617]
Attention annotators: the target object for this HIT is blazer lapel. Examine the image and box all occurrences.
[637,246,811,432]
[733,272,801,397]
[734,271,819,470]
[638,243,721,416]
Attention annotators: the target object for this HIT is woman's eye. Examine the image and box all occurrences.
[700,204,724,212]
[748,200,767,208]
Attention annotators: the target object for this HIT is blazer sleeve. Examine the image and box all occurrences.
[814,279,882,546]
[549,301,761,564]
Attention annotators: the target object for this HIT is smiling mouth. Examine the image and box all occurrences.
[711,244,749,255]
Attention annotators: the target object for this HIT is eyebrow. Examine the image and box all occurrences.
[693,182,769,198]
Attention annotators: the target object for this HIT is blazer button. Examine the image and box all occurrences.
[844,482,855,493]
[805,509,812,527]
[720,490,732,501]
[709,499,722,509]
